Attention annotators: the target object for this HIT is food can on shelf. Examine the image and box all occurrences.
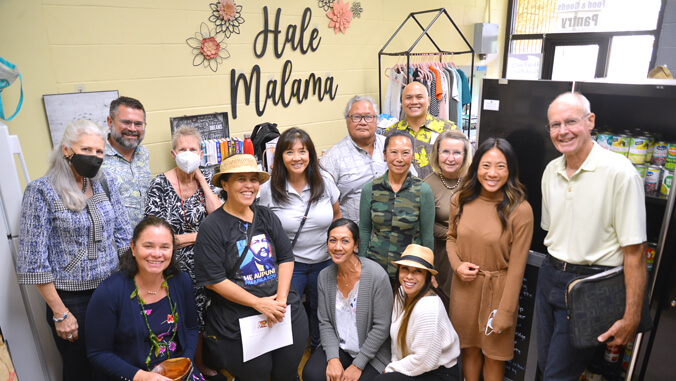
[634,164,647,183]
[666,142,676,170]
[652,141,668,166]
[610,134,631,157]
[622,351,631,371]
[646,243,656,272]
[660,168,673,196]
[628,136,649,164]
[645,165,661,192]
[604,344,621,363]
[645,134,655,163]
[597,132,613,150]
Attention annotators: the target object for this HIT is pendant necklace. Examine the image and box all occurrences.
[339,258,360,288]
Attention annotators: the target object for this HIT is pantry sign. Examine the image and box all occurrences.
[555,0,607,32]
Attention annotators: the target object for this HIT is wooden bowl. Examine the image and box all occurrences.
[150,357,192,380]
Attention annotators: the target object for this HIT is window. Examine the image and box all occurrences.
[504,0,663,79]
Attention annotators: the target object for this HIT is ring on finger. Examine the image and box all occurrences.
[67,334,73,339]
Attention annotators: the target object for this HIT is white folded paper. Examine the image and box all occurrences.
[238,307,293,362]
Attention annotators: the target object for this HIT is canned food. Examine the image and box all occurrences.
[646,243,656,272]
[610,134,631,157]
[645,134,655,163]
[597,132,613,150]
[622,350,631,370]
[604,344,621,363]
[634,164,647,183]
[660,168,673,197]
[628,136,649,164]
[652,141,668,166]
[666,142,676,170]
[646,165,661,192]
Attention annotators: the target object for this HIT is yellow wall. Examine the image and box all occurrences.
[0,0,507,179]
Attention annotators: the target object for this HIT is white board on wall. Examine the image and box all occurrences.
[42,90,119,147]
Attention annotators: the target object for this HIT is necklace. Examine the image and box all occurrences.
[145,283,163,295]
[439,173,461,190]
[132,276,178,370]
[81,177,88,194]
[338,257,360,288]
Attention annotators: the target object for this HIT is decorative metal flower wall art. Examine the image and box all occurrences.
[350,2,363,19]
[186,23,230,72]
[327,0,353,34]
[318,0,336,12]
[209,0,245,38]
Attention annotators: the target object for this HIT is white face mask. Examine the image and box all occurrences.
[175,151,201,174]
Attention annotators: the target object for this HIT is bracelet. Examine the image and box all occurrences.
[52,310,69,323]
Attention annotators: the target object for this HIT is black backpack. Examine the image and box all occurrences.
[250,122,280,164]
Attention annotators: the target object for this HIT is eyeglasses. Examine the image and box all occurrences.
[545,113,590,132]
[485,309,501,336]
[348,115,377,123]
[439,149,464,158]
[113,117,146,129]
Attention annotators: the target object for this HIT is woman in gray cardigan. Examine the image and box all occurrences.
[303,218,393,381]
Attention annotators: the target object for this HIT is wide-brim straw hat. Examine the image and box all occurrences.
[392,244,438,275]
[211,154,270,187]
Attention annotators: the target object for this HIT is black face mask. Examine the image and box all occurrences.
[67,153,103,178]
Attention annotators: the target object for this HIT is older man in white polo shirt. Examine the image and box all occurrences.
[537,92,647,380]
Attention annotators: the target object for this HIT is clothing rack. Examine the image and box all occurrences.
[378,8,475,133]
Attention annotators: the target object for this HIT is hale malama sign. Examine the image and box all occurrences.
[230,6,339,119]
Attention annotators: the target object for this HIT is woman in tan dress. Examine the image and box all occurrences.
[423,130,472,310]
[446,138,533,381]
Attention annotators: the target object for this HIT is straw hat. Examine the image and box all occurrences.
[392,244,437,275]
[211,154,270,187]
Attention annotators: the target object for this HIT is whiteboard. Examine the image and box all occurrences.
[42,90,119,147]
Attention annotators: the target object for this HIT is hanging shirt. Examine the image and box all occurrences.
[457,69,471,106]
[438,69,449,120]
[384,70,404,118]
[428,73,440,117]
[444,67,459,125]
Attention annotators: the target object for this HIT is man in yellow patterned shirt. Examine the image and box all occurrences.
[385,81,458,179]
